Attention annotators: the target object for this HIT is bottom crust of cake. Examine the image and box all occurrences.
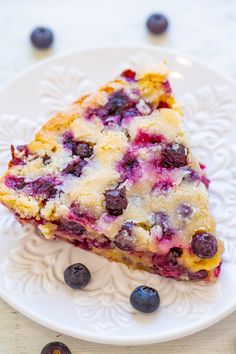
[16,215,222,283]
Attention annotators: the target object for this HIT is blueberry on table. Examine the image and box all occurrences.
[64,263,91,289]
[40,341,71,354]
[30,27,54,49]
[146,14,169,35]
[130,285,160,313]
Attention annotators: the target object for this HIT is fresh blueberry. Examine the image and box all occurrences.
[30,27,54,49]
[130,285,160,313]
[40,341,71,354]
[146,14,168,35]
[161,143,188,168]
[58,219,86,236]
[114,222,134,251]
[64,263,91,289]
[191,231,218,259]
[105,187,128,216]
[73,142,93,159]
[62,159,86,177]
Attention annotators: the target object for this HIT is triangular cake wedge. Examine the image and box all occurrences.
[0,64,223,282]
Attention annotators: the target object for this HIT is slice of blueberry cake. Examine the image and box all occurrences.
[0,63,223,282]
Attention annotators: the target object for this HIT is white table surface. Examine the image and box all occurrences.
[0,0,236,353]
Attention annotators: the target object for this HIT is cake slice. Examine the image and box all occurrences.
[0,63,223,282]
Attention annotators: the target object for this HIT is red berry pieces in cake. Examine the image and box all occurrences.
[41,341,71,354]
[191,231,218,259]
[201,175,211,189]
[5,175,26,190]
[62,159,86,177]
[58,219,86,236]
[130,285,160,313]
[214,263,222,278]
[152,248,184,278]
[133,130,165,146]
[177,203,193,218]
[188,269,208,281]
[16,144,29,157]
[105,187,128,216]
[161,143,188,168]
[30,27,54,49]
[157,101,170,109]
[153,178,173,193]
[114,222,135,251]
[146,13,169,35]
[9,145,25,167]
[163,80,172,95]
[121,69,136,81]
[25,177,60,199]
[64,263,91,289]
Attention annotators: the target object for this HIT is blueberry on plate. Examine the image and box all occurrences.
[40,341,71,354]
[64,263,91,289]
[130,285,160,313]
[146,13,169,35]
[30,26,54,49]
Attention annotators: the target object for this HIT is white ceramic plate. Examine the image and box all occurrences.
[0,45,236,346]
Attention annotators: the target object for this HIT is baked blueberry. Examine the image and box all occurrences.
[130,285,160,313]
[26,177,59,199]
[114,222,134,251]
[40,341,71,354]
[62,159,86,177]
[155,211,175,240]
[73,142,93,159]
[58,219,86,236]
[178,203,193,218]
[105,187,128,216]
[64,263,91,289]
[107,91,129,116]
[5,175,26,190]
[161,143,188,168]
[30,27,54,49]
[188,269,208,281]
[191,231,218,259]
[146,14,168,35]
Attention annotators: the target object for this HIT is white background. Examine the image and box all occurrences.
[0,0,236,353]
